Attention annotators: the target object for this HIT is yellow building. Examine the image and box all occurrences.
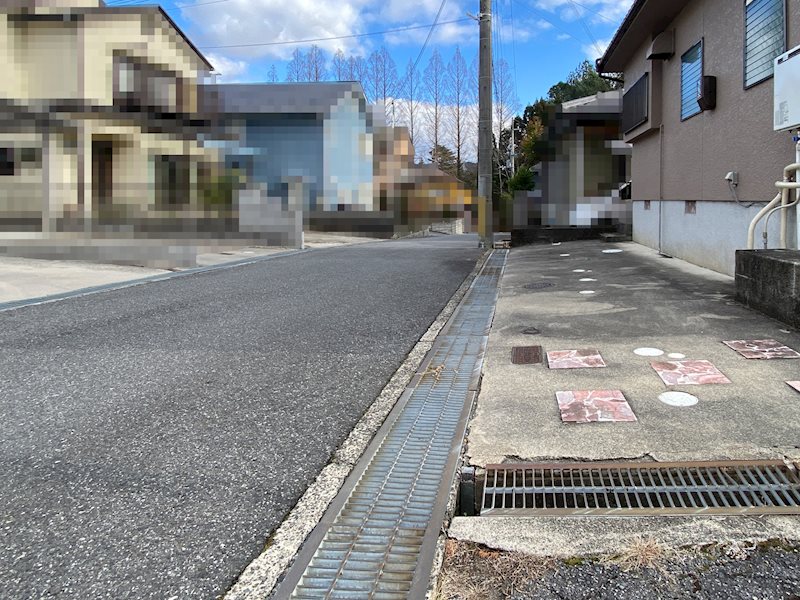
[0,0,219,236]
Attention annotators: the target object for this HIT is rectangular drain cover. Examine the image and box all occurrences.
[511,346,543,364]
[481,460,800,516]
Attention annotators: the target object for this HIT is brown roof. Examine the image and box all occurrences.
[597,0,691,73]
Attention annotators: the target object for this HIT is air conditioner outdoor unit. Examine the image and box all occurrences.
[647,30,674,61]
[774,44,800,131]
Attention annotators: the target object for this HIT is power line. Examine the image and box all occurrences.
[567,0,618,25]
[411,0,448,74]
[567,0,604,57]
[199,17,469,49]
[176,0,233,8]
[105,0,233,6]
[388,0,449,109]
[509,0,599,57]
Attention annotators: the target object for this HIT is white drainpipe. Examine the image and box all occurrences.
[747,133,800,249]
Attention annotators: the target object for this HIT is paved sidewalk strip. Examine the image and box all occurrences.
[278,251,507,599]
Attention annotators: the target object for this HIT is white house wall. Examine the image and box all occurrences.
[633,200,790,276]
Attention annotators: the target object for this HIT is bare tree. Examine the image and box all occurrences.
[267,64,278,83]
[379,47,398,122]
[286,48,306,82]
[332,49,347,81]
[400,59,422,150]
[365,49,383,105]
[423,49,446,166]
[305,45,327,82]
[493,58,519,185]
[347,56,369,99]
[445,46,472,180]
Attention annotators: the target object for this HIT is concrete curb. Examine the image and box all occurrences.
[223,249,490,600]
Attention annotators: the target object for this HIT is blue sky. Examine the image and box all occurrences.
[135,0,633,109]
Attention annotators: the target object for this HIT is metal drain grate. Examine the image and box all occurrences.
[481,461,800,516]
[511,346,542,364]
[277,250,508,599]
[524,282,554,290]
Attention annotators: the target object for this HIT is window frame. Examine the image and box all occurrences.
[0,148,15,177]
[743,0,787,90]
[680,40,704,122]
[622,72,649,134]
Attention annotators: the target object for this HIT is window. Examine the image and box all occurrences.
[680,42,703,121]
[744,0,785,88]
[622,73,649,133]
[19,147,41,168]
[155,156,190,207]
[0,148,14,176]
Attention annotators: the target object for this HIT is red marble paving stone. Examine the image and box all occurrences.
[722,339,800,360]
[651,360,731,386]
[556,390,637,423]
[547,348,607,369]
[787,381,800,393]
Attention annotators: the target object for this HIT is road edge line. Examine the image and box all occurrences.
[224,248,490,600]
[0,248,309,313]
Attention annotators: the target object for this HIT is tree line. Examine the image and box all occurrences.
[504,60,619,194]
[267,48,616,210]
[266,45,519,183]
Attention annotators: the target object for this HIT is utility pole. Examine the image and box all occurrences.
[478,0,493,248]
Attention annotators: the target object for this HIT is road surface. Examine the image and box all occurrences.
[0,235,481,598]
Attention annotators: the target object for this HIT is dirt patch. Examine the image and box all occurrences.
[436,538,800,600]
[435,540,553,600]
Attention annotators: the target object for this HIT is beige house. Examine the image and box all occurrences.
[0,0,220,236]
[597,0,800,275]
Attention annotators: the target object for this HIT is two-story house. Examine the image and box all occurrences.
[0,0,220,236]
[597,0,800,276]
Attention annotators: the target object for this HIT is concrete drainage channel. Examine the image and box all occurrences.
[274,250,508,599]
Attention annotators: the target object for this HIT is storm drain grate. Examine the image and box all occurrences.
[511,346,543,364]
[524,282,555,290]
[481,461,800,516]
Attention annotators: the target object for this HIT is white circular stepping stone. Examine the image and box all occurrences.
[633,347,664,357]
[667,353,686,359]
[579,290,595,295]
[658,392,699,407]
[579,278,597,282]
[602,249,623,254]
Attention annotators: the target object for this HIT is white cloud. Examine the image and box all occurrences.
[205,53,249,81]
[582,36,612,60]
[181,0,487,63]
[181,0,372,60]
[534,0,634,25]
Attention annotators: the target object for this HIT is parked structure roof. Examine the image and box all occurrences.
[212,83,368,116]
[596,0,691,73]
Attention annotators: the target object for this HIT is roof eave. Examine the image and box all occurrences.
[596,0,647,73]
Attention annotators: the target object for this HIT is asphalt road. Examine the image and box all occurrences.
[0,234,481,599]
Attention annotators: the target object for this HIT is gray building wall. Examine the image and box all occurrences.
[618,0,800,275]
[215,82,374,214]
[243,116,324,209]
